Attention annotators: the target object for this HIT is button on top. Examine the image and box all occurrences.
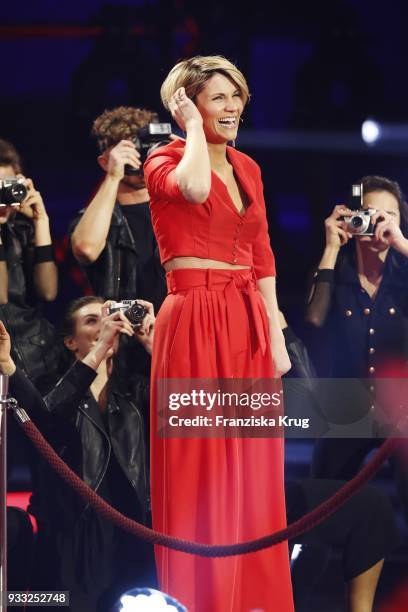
[389,307,396,315]
[363,308,371,315]
[345,309,352,317]
[369,328,375,335]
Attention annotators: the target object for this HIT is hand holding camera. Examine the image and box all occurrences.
[371,209,407,250]
[106,299,155,354]
[96,302,133,358]
[105,140,142,181]
[324,204,353,248]
[18,177,48,222]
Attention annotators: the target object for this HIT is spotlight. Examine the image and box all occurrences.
[290,543,303,562]
[116,587,187,611]
[361,120,381,145]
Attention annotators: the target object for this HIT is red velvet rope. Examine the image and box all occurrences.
[19,418,401,557]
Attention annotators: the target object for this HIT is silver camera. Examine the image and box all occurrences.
[343,183,376,236]
[108,300,147,327]
[0,178,27,207]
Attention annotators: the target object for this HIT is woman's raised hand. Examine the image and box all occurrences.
[324,204,353,248]
[371,210,408,253]
[98,309,134,358]
[169,87,203,132]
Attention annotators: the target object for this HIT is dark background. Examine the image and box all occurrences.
[2,2,408,608]
[2,0,408,330]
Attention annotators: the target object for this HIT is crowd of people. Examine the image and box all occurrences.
[1,54,407,611]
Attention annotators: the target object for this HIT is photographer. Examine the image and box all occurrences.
[70,107,167,316]
[306,175,408,522]
[280,311,400,612]
[0,139,59,390]
[0,296,156,611]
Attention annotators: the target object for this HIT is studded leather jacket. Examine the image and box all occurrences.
[306,247,408,378]
[10,360,150,529]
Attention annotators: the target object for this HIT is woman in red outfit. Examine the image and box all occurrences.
[144,55,294,612]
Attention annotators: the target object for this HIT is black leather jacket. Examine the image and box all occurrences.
[69,202,167,313]
[10,360,149,529]
[0,215,59,389]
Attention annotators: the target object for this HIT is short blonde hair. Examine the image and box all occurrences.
[160,55,250,110]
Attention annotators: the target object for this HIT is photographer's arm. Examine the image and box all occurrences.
[0,229,8,304]
[71,141,141,264]
[19,179,57,301]
[306,204,351,327]
[45,312,134,422]
[32,217,58,301]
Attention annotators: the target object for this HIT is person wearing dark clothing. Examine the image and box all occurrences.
[286,479,400,612]
[305,175,408,523]
[0,297,156,612]
[306,242,408,380]
[281,313,400,612]
[7,507,34,593]
[70,107,167,315]
[0,139,59,391]
[70,108,167,381]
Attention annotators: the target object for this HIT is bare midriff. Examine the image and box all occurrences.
[164,256,251,272]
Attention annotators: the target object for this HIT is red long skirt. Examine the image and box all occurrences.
[150,268,294,612]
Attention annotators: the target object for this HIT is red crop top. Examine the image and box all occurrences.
[143,139,276,279]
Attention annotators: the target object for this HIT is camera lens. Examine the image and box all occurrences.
[10,183,27,203]
[351,216,363,228]
[0,182,27,206]
[124,302,147,326]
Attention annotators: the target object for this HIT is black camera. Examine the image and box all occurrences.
[125,122,172,176]
[108,300,148,327]
[343,183,376,236]
[0,178,27,207]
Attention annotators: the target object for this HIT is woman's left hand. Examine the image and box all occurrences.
[372,210,408,254]
[169,87,203,132]
[272,342,291,378]
[133,300,155,355]
[18,177,48,222]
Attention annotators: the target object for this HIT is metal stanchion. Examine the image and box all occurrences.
[0,373,9,609]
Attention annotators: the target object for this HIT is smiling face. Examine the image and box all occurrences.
[358,190,400,250]
[195,73,244,144]
[64,302,104,360]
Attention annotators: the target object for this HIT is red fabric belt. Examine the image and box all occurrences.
[166,268,268,357]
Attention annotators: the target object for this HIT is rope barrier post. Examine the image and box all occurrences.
[0,373,9,608]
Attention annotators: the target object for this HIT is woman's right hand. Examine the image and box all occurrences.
[169,87,203,132]
[97,311,134,358]
[324,204,353,248]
